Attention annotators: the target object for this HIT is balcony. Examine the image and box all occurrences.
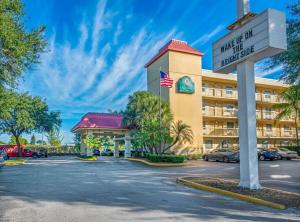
[202,88,237,100]
[255,93,284,104]
[202,87,284,104]
[203,107,237,118]
[203,128,297,138]
[203,128,239,137]
[257,129,296,138]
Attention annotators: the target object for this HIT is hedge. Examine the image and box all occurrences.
[145,153,185,163]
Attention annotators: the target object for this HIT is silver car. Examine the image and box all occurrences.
[276,148,298,160]
[0,151,5,168]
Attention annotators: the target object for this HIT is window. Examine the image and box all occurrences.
[266,124,272,132]
[264,107,272,119]
[221,140,231,149]
[262,140,269,149]
[264,90,271,99]
[202,83,206,93]
[203,121,206,130]
[227,122,234,129]
[284,125,290,132]
[224,104,234,116]
[225,86,233,95]
[205,140,213,149]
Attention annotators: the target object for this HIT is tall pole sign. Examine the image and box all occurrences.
[212,0,287,189]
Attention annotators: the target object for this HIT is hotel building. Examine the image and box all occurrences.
[145,39,296,154]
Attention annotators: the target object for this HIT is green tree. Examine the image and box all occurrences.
[36,140,47,145]
[83,135,101,157]
[30,134,36,145]
[47,129,63,146]
[122,91,172,129]
[9,135,28,145]
[274,84,300,145]
[0,90,61,156]
[266,1,300,83]
[74,132,81,152]
[164,120,194,153]
[0,0,46,87]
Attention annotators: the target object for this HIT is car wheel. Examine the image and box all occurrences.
[204,155,209,161]
[259,155,265,161]
[270,158,274,161]
[286,157,291,160]
[278,155,283,160]
[223,157,229,163]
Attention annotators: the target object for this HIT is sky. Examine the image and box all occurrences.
[0,0,294,144]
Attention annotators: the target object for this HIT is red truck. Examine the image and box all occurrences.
[0,145,38,158]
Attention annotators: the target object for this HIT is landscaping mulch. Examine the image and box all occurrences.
[183,177,300,210]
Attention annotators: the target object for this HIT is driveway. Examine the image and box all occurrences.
[0,157,299,222]
[174,159,300,194]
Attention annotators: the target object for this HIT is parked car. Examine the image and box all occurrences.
[0,150,9,160]
[0,145,38,158]
[119,150,125,156]
[203,149,240,163]
[36,148,48,158]
[93,149,100,156]
[101,148,114,156]
[257,148,279,161]
[275,148,298,160]
[0,150,6,168]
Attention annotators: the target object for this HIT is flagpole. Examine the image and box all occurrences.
[159,67,162,153]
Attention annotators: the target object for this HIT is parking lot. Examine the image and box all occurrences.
[0,157,299,222]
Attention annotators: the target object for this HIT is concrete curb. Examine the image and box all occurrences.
[76,157,98,161]
[126,158,190,167]
[176,177,286,210]
[4,159,27,166]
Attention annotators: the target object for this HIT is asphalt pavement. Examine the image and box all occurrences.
[0,157,299,222]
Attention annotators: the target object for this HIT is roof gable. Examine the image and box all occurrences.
[71,113,126,132]
[144,39,203,68]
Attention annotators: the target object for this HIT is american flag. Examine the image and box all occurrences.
[160,71,173,88]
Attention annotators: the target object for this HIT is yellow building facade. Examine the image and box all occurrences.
[145,39,296,154]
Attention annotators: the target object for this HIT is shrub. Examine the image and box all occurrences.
[145,153,185,163]
[185,154,202,160]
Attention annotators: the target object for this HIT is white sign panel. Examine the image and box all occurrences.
[213,8,287,73]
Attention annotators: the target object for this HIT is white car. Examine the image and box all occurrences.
[276,148,298,160]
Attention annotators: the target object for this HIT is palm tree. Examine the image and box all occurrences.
[274,83,300,145]
[163,120,194,153]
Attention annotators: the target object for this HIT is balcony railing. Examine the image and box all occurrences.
[202,87,284,103]
[203,128,239,137]
[202,88,237,99]
[203,128,297,138]
[256,129,296,138]
[203,107,238,118]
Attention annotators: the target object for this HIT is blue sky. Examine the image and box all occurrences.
[0,0,293,143]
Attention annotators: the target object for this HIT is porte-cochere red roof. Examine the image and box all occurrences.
[71,113,127,132]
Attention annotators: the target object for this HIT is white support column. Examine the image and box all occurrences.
[114,139,119,158]
[86,131,93,157]
[237,0,250,19]
[237,61,261,189]
[125,136,131,158]
[80,133,86,156]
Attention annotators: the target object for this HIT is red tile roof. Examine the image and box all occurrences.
[144,39,203,68]
[71,113,127,132]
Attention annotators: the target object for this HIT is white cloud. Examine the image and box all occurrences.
[191,24,224,46]
[255,64,283,78]
[20,0,178,143]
